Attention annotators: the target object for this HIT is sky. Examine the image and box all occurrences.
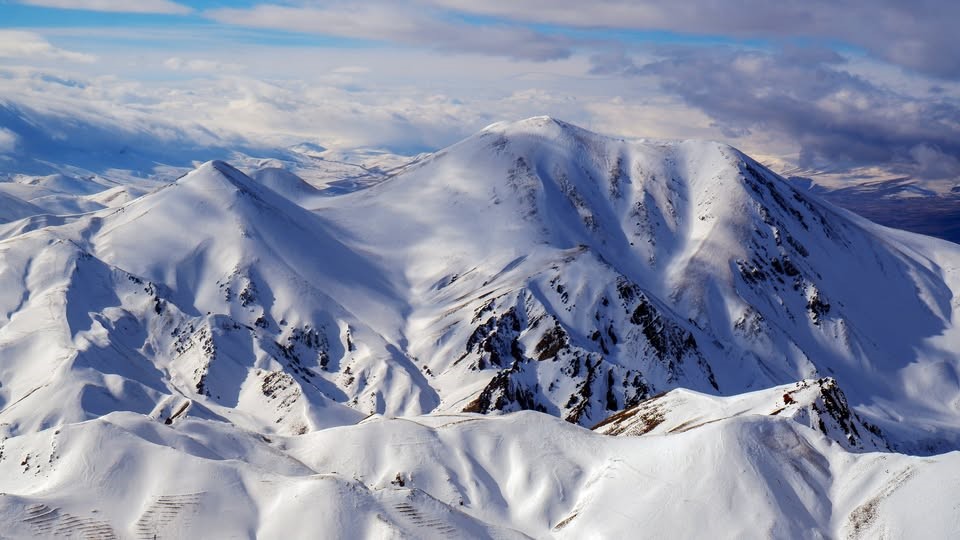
[1,0,959,183]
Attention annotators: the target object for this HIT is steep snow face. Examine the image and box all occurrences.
[319,117,960,448]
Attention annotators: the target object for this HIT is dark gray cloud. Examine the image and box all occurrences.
[621,47,960,179]
[205,1,960,78]
[206,2,573,62]
[429,0,960,79]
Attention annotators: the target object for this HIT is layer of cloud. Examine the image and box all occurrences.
[2,15,958,186]
[20,0,192,15]
[163,57,244,73]
[0,66,480,155]
[628,47,960,180]
[205,2,573,61]
[0,31,96,63]
[0,127,18,153]
[0,56,663,158]
[427,0,960,79]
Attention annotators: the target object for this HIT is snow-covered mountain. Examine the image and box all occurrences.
[316,117,960,451]
[1,116,960,537]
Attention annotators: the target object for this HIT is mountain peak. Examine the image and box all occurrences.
[179,160,257,192]
[480,115,591,139]
[206,159,237,174]
[170,159,310,215]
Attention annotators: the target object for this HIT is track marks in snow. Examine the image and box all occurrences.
[391,500,459,537]
[22,503,117,539]
[845,466,915,539]
[133,492,202,539]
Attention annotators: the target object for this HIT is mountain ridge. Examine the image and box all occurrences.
[312,116,960,450]
[1,119,956,449]
[1,116,960,536]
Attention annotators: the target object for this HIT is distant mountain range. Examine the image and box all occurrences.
[789,175,960,244]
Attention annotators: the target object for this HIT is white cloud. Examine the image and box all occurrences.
[332,66,371,74]
[0,50,791,161]
[0,31,96,63]
[0,3,951,186]
[0,128,18,153]
[20,0,192,15]
[163,57,244,73]
[0,31,951,183]
[909,144,960,181]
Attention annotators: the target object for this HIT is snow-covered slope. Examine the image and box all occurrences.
[1,116,960,536]
[1,409,958,539]
[0,173,127,216]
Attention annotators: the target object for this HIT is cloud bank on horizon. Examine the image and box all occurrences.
[1,0,958,183]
